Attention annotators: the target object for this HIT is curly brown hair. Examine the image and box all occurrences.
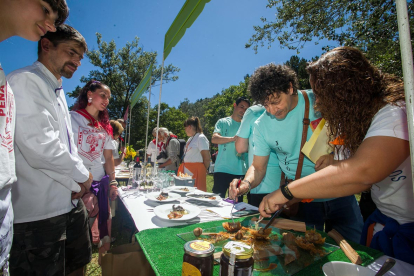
[110,120,124,137]
[306,46,405,156]
[248,63,299,104]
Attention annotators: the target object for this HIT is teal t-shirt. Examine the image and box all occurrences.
[253,90,332,202]
[236,105,282,194]
[213,117,247,175]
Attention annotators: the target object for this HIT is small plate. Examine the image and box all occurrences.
[322,261,375,276]
[186,192,221,202]
[170,186,197,193]
[154,204,200,221]
[145,192,181,202]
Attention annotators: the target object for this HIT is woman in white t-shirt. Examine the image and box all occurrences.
[71,80,118,262]
[146,127,166,165]
[177,117,211,191]
[258,47,414,264]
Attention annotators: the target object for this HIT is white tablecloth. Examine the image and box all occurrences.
[117,187,257,231]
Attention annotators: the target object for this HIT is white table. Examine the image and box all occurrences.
[117,187,257,231]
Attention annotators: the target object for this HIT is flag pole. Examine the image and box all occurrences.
[144,76,152,166]
[155,53,165,175]
[128,104,132,148]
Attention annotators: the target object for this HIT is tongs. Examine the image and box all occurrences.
[257,205,286,233]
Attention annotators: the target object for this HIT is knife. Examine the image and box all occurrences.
[260,205,286,232]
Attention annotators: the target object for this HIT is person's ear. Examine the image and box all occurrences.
[87,90,93,98]
[233,103,236,108]
[40,38,53,54]
[289,82,294,95]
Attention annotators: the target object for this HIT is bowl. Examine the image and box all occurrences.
[322,261,376,276]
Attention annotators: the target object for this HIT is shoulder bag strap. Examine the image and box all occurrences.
[280,90,310,183]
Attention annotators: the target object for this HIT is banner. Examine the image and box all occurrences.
[164,0,211,60]
[130,64,153,108]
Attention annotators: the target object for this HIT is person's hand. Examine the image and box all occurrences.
[109,186,118,200]
[72,183,87,200]
[315,154,334,171]
[258,189,300,218]
[229,179,248,201]
[81,172,93,191]
[120,146,126,155]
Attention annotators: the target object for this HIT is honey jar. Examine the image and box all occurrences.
[220,241,254,276]
[182,240,215,276]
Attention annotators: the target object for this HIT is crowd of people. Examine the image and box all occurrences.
[0,0,413,275]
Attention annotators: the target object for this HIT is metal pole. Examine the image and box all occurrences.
[155,54,165,175]
[144,76,152,166]
[128,104,132,148]
[396,0,414,196]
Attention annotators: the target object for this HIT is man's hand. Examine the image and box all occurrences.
[315,154,335,171]
[71,183,87,200]
[81,172,93,191]
[229,178,248,201]
[258,189,300,218]
[109,186,118,201]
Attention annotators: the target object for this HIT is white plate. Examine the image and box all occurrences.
[322,261,375,276]
[186,192,221,202]
[154,204,200,221]
[145,192,181,202]
[170,186,197,193]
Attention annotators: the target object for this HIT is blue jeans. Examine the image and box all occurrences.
[294,195,364,243]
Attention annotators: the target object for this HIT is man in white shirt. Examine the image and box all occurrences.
[7,25,93,276]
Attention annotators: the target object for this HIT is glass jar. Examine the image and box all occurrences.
[220,241,254,276]
[182,240,215,276]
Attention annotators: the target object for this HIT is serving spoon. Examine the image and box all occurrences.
[375,258,396,276]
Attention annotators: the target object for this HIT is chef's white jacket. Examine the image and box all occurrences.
[7,61,89,223]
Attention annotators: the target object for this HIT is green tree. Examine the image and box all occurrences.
[67,33,180,147]
[284,55,315,89]
[246,0,414,77]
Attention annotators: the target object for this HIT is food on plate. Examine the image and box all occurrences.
[193,227,203,237]
[167,205,188,219]
[295,237,324,256]
[179,187,190,192]
[222,222,242,233]
[251,228,272,240]
[235,230,244,240]
[304,229,325,245]
[282,232,296,246]
[156,192,169,201]
[178,172,191,178]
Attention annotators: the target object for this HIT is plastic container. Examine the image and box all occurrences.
[174,176,195,187]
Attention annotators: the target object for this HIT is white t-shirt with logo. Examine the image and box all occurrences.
[365,103,414,225]
[70,111,115,181]
[0,64,15,268]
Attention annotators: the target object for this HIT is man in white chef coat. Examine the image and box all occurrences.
[7,24,93,276]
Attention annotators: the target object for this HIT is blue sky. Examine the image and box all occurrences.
[0,0,335,108]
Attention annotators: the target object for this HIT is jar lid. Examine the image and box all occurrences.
[223,241,253,260]
[184,240,215,257]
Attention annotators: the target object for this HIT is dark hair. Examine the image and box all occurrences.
[44,0,69,27]
[306,46,405,156]
[110,120,124,137]
[235,97,251,106]
[184,117,203,133]
[248,63,299,105]
[38,24,87,55]
[72,80,112,137]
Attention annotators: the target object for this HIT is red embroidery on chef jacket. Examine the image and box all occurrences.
[77,126,106,162]
[0,82,14,153]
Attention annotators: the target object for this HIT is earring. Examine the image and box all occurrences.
[88,98,92,106]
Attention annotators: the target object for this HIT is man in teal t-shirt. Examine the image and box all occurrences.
[229,64,363,243]
[235,105,282,207]
[212,97,250,199]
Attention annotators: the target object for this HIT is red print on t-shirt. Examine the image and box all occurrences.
[77,126,106,162]
[0,83,14,153]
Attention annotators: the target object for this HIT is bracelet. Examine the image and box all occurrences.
[240,179,251,196]
[109,171,116,175]
[109,180,118,187]
[280,184,294,200]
